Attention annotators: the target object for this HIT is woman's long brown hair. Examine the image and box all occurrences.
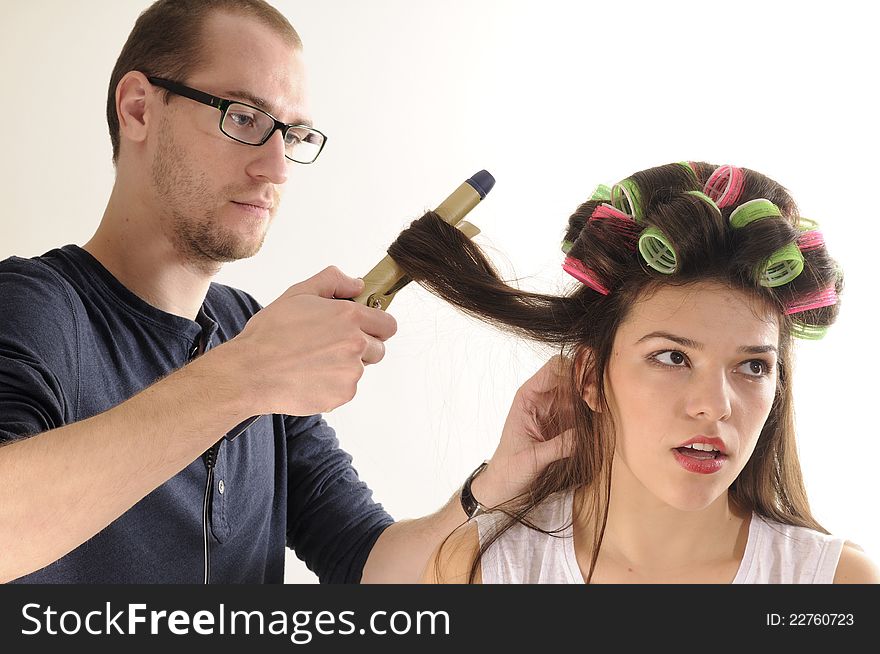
[388,162,842,583]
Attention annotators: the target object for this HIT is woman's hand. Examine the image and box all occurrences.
[471,355,577,508]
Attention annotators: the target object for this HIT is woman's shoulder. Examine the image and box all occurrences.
[833,542,880,584]
[748,515,878,583]
[421,491,576,584]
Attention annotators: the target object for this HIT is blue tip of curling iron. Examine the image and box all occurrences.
[466,170,495,199]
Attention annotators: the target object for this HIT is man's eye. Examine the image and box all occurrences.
[229,112,256,127]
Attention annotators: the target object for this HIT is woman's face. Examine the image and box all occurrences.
[601,281,780,511]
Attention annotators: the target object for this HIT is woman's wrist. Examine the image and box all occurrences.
[468,459,513,510]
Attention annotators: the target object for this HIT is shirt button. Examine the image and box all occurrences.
[218,479,225,495]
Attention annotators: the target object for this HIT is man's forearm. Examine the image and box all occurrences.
[0,342,252,583]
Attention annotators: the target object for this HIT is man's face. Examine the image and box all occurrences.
[148,11,310,268]
[603,281,780,512]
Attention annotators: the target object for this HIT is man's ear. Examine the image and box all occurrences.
[116,71,154,151]
[575,348,601,413]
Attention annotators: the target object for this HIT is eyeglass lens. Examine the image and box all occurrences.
[222,102,324,163]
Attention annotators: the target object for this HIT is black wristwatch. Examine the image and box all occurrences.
[460,461,489,519]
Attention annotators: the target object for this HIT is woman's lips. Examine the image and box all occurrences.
[676,435,727,454]
[672,447,727,474]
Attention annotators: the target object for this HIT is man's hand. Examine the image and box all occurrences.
[470,355,577,508]
[225,266,398,417]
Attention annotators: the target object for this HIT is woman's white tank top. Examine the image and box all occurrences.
[475,491,845,584]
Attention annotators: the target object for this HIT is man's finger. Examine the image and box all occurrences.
[362,335,387,365]
[286,266,365,300]
[358,306,398,342]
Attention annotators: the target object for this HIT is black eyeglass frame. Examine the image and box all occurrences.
[146,75,327,164]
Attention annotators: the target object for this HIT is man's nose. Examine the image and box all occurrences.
[246,129,289,185]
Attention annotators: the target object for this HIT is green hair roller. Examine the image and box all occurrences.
[797,216,819,232]
[790,320,828,340]
[686,190,722,217]
[561,239,574,254]
[612,179,644,221]
[760,242,805,287]
[590,184,612,202]
[677,161,698,179]
[729,198,782,229]
[639,227,677,274]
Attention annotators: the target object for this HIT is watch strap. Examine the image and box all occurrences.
[460,461,489,519]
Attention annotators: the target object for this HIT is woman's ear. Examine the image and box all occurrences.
[575,348,601,412]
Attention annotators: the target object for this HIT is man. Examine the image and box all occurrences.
[0,0,571,583]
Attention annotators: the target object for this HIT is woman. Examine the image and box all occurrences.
[388,162,878,583]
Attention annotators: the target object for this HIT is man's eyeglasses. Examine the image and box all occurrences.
[147,76,327,164]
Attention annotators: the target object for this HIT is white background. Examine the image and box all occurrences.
[1,1,877,583]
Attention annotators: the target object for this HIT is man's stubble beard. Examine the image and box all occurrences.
[150,118,272,271]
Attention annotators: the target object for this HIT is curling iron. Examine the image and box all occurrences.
[352,169,495,310]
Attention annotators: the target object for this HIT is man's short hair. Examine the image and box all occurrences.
[107,0,302,164]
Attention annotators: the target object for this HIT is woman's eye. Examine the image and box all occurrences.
[651,352,772,378]
[738,360,770,377]
[653,350,687,367]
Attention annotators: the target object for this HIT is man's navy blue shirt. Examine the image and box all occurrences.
[0,245,394,583]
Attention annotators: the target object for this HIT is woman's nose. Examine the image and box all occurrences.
[684,369,732,422]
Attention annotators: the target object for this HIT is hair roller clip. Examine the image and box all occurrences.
[590,184,613,201]
[760,242,805,288]
[685,190,722,217]
[790,320,829,340]
[611,179,644,221]
[563,256,610,295]
[784,286,838,315]
[704,165,745,208]
[638,227,677,274]
[561,239,575,254]
[729,198,782,229]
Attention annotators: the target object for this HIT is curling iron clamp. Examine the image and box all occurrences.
[352,169,496,310]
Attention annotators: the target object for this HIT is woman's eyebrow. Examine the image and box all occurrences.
[636,331,778,355]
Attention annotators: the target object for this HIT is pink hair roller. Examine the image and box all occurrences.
[590,203,636,223]
[704,165,745,208]
[589,203,640,249]
[785,286,838,315]
[797,230,825,252]
[563,256,610,295]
